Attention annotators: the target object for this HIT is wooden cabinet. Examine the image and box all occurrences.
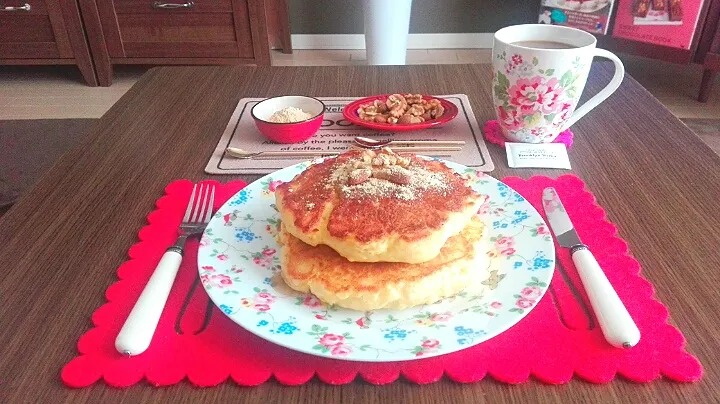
[0,0,288,86]
[0,0,97,85]
[79,0,278,86]
[100,0,255,58]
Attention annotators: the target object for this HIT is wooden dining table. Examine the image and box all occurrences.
[1,64,719,403]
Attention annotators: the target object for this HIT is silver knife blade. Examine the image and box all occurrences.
[542,187,583,248]
[541,187,641,349]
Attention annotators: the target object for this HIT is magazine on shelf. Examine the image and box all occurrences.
[611,0,705,49]
[538,0,617,34]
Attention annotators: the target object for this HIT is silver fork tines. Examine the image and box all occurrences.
[203,186,215,223]
[182,184,198,223]
[180,183,215,234]
[194,185,208,223]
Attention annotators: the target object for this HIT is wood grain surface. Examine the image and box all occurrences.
[0,64,719,403]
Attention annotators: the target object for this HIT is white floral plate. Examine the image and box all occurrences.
[197,159,555,362]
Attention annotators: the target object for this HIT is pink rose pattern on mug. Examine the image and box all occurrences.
[494,51,586,143]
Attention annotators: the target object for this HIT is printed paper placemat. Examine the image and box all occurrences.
[205,94,495,175]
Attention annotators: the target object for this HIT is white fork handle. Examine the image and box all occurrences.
[115,249,182,356]
[572,247,640,349]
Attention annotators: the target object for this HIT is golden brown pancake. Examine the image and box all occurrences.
[278,216,489,311]
[275,148,484,263]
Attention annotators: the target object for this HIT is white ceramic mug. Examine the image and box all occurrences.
[492,24,624,143]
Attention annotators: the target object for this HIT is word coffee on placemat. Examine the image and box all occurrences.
[204,95,494,175]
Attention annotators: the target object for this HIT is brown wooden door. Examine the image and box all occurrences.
[95,0,255,59]
[0,0,75,58]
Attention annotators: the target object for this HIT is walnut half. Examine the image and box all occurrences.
[373,166,411,185]
[347,168,372,185]
[398,114,425,125]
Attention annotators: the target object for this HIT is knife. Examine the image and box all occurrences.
[542,187,640,348]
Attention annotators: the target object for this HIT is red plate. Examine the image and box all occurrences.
[342,94,458,132]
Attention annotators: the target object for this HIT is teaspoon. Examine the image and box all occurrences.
[354,136,465,149]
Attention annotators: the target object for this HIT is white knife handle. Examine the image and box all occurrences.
[571,246,641,349]
[115,248,182,356]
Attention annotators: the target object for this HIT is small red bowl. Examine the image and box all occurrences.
[342,94,458,132]
[251,96,325,144]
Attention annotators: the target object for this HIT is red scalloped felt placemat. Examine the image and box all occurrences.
[61,176,702,387]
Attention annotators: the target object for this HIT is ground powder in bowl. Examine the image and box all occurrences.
[268,107,312,123]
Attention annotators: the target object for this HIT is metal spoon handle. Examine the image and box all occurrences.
[225,146,462,160]
[225,148,339,159]
[393,146,463,152]
[390,140,465,146]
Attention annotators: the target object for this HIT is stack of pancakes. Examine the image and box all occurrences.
[275,148,488,311]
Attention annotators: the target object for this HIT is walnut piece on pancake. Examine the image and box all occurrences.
[328,148,453,201]
[347,168,372,185]
[371,150,397,167]
[373,166,412,185]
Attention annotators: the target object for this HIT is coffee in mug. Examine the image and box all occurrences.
[510,40,576,49]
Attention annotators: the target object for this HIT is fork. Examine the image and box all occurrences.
[115,183,215,356]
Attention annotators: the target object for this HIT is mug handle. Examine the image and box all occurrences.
[561,48,624,131]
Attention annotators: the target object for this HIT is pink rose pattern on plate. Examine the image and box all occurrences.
[198,159,555,360]
[297,294,323,309]
[494,52,585,142]
[261,177,285,196]
[412,338,442,357]
[509,277,549,314]
[201,273,233,289]
[308,326,356,356]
